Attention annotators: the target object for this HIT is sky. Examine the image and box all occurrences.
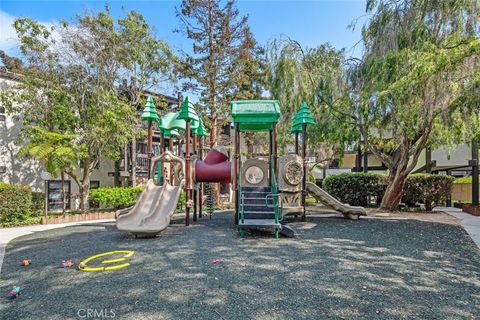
[0,0,368,95]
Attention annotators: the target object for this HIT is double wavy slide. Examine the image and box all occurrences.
[116,179,184,236]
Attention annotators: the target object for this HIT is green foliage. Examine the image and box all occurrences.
[31,192,45,214]
[18,127,85,176]
[176,192,186,212]
[89,186,144,208]
[5,8,174,210]
[323,173,387,207]
[403,174,454,211]
[1,216,42,228]
[266,40,353,154]
[454,176,478,184]
[0,182,33,224]
[176,0,249,144]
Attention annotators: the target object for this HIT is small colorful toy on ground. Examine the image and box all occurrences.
[7,286,23,300]
[60,260,75,268]
[21,259,31,267]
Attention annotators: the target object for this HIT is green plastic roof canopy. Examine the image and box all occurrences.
[141,96,160,122]
[163,129,180,138]
[291,101,315,132]
[159,112,182,131]
[177,96,199,122]
[230,100,281,132]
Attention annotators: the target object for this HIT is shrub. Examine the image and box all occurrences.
[176,192,186,212]
[0,182,33,224]
[31,192,45,214]
[89,186,144,209]
[322,173,387,206]
[403,174,454,211]
[453,176,478,184]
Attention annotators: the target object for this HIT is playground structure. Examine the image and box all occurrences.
[116,98,365,237]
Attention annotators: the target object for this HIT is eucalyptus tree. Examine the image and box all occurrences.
[2,8,174,211]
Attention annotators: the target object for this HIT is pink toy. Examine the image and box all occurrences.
[60,260,75,268]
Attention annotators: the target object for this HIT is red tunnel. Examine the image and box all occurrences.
[195,149,231,183]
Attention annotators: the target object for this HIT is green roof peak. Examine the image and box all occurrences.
[141,96,160,122]
[177,96,199,122]
[292,101,315,128]
[196,117,209,137]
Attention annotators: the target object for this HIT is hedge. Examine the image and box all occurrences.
[454,176,479,184]
[403,174,454,211]
[32,192,45,213]
[322,172,453,211]
[322,173,387,207]
[89,186,144,208]
[0,182,33,224]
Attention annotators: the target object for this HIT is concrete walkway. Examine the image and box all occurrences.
[0,219,114,275]
[434,207,480,249]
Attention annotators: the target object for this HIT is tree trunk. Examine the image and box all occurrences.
[79,177,91,213]
[380,148,410,210]
[77,157,95,213]
[380,172,408,210]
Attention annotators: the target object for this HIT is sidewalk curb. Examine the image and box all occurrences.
[434,207,480,250]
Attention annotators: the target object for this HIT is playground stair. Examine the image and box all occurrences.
[238,186,281,231]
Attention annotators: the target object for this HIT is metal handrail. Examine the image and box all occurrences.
[270,156,280,226]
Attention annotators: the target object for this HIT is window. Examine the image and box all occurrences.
[47,180,71,211]
[136,143,147,154]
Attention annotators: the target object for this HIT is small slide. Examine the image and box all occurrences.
[306,182,366,219]
[116,179,184,235]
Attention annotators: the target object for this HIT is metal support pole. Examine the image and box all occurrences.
[295,131,299,155]
[273,123,277,175]
[147,120,153,179]
[234,124,240,225]
[269,130,273,183]
[301,123,307,222]
[472,139,479,206]
[356,143,362,172]
[193,133,197,222]
[185,121,191,226]
[363,149,368,173]
[199,136,203,218]
[446,169,452,207]
[169,137,174,184]
[158,133,164,185]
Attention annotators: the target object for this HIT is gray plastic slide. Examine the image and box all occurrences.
[306,182,366,219]
[116,179,184,235]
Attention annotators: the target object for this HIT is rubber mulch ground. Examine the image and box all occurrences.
[1,212,479,319]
